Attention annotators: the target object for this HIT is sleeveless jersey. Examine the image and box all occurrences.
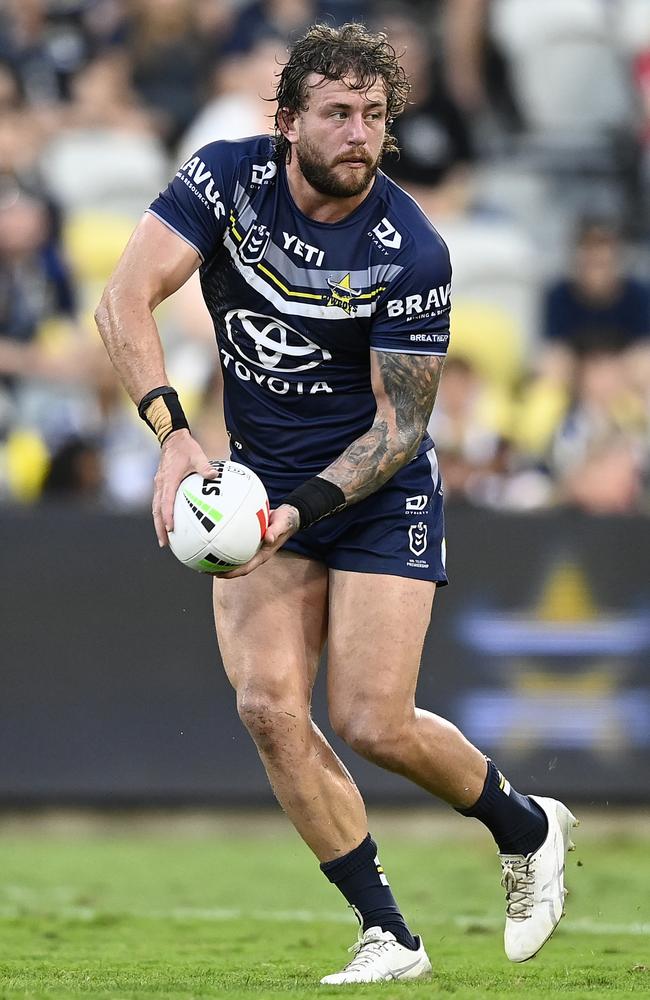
[148,135,452,487]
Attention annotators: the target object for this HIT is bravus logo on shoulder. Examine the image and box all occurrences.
[178,156,226,219]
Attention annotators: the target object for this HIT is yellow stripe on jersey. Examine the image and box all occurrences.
[228,215,387,307]
[257,263,325,301]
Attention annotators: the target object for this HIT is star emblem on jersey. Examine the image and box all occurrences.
[326,273,362,315]
[238,223,271,264]
[408,522,428,557]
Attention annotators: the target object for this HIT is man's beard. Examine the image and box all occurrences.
[296,136,380,198]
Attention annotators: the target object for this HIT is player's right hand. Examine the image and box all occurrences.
[153,429,218,547]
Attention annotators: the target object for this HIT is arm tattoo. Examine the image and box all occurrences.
[322,353,445,505]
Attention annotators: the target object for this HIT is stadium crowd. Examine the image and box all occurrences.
[0,0,649,514]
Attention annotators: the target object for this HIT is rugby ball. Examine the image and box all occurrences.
[168,460,270,573]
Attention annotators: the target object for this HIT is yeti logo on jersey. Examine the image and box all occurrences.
[371,217,402,250]
[225,309,332,373]
[238,223,270,264]
[250,160,277,185]
[408,522,428,556]
[405,495,428,512]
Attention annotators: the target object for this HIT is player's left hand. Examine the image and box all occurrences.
[220,504,300,578]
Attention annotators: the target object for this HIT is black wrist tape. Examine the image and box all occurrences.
[137,385,189,445]
[282,477,347,530]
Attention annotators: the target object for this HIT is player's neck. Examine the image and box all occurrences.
[285,157,375,224]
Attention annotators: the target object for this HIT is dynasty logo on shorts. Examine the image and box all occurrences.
[405,494,428,512]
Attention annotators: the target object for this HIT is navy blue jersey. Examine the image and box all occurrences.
[148,135,452,485]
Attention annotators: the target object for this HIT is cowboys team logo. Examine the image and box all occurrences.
[326,273,362,315]
[238,223,271,264]
[408,522,428,557]
[225,309,331,372]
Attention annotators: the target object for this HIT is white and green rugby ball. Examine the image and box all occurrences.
[168,460,270,573]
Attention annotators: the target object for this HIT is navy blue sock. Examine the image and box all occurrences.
[320,834,418,950]
[457,760,548,855]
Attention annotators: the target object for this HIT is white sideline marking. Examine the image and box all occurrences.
[0,897,648,936]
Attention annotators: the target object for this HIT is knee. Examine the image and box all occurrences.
[237,685,307,755]
[330,703,408,769]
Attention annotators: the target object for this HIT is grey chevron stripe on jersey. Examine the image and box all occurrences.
[233,181,403,291]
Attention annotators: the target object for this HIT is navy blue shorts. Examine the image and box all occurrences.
[252,449,448,584]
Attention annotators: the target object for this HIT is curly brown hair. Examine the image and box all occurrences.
[273,22,410,162]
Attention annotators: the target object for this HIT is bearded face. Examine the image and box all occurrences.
[295,132,382,199]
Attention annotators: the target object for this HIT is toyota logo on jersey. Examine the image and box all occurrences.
[225,310,332,373]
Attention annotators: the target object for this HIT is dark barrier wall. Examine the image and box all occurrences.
[2,507,649,803]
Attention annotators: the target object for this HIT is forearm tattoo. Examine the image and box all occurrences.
[323,353,445,505]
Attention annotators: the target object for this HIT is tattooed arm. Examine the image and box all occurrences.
[321,350,445,504]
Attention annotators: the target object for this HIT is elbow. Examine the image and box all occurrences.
[94,299,107,334]
[396,425,424,464]
[94,286,112,335]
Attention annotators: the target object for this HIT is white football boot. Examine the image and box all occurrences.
[499,795,579,962]
[319,926,432,985]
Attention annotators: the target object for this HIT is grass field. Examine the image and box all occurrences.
[0,810,648,999]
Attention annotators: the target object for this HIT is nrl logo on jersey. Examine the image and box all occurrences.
[238,223,271,264]
[250,160,277,186]
[326,273,362,315]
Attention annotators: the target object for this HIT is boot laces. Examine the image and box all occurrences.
[342,928,396,971]
[500,856,535,921]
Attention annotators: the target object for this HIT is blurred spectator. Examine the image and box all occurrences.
[0,187,75,352]
[549,348,649,515]
[64,49,154,134]
[427,356,512,505]
[127,0,210,147]
[178,36,282,157]
[539,219,650,385]
[441,0,523,141]
[557,436,646,515]
[0,58,23,112]
[222,0,316,56]
[41,50,167,219]
[376,7,475,219]
[0,0,64,104]
[0,57,50,188]
[80,0,130,55]
[0,185,119,498]
[41,435,103,501]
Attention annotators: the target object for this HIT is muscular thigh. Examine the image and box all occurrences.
[213,552,329,704]
[327,570,436,722]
